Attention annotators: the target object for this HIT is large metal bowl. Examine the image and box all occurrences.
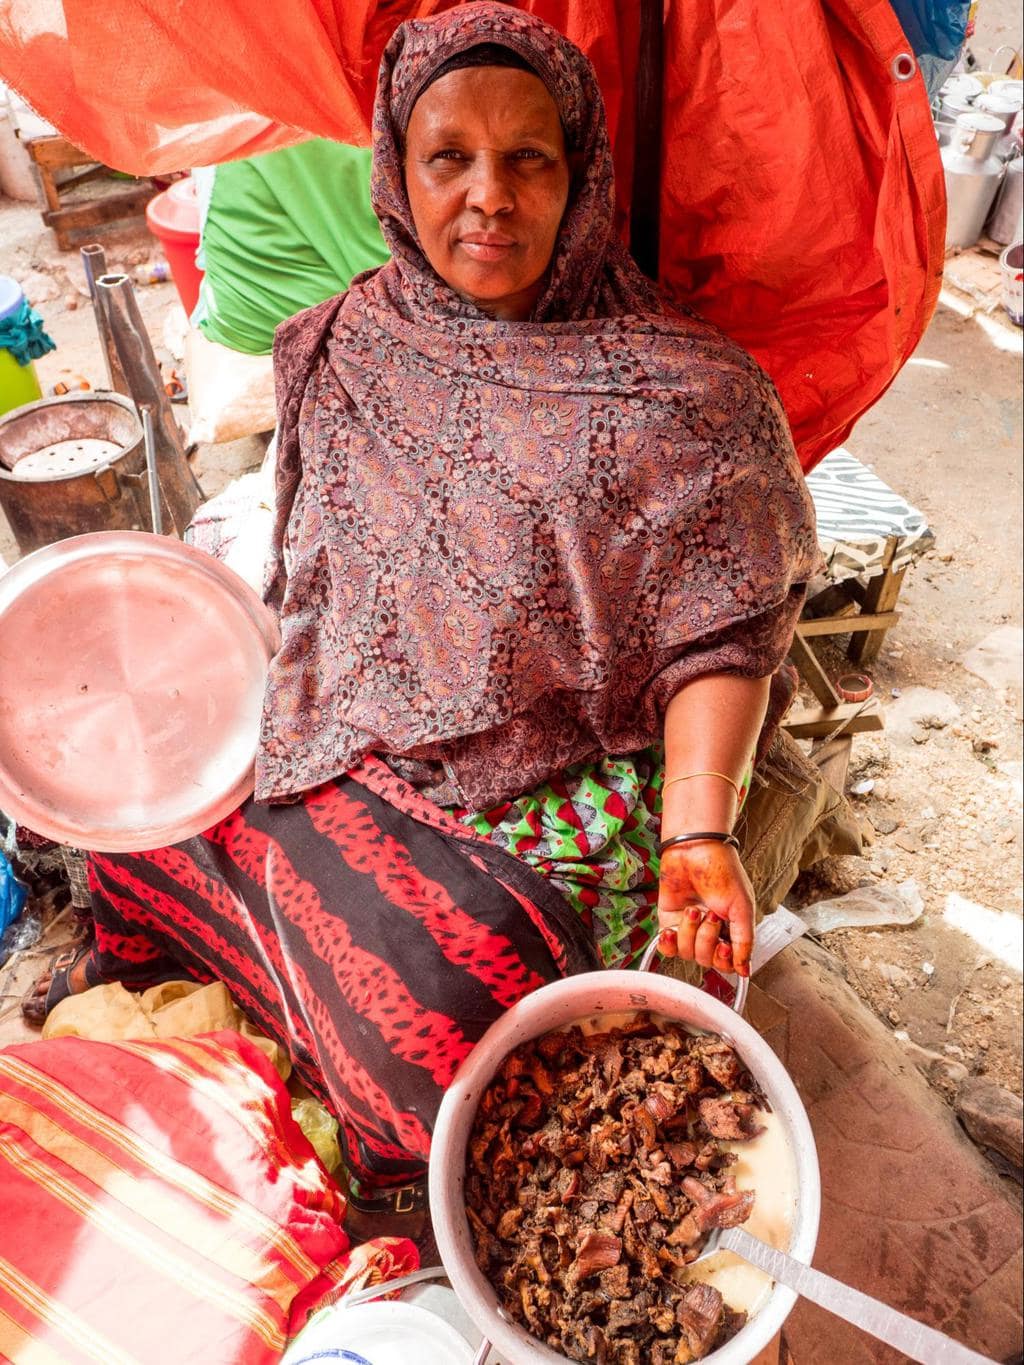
[0,530,279,850]
[429,971,820,1365]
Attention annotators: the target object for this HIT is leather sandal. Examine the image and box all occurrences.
[21,942,99,1026]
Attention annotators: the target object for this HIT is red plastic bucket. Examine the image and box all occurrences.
[145,176,203,315]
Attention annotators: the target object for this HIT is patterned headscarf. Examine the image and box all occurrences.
[260,3,818,809]
[367,2,656,323]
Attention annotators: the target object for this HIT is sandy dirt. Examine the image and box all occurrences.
[788,293,1023,1101]
[0,92,1021,1108]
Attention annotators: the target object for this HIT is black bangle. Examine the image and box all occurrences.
[659,831,741,855]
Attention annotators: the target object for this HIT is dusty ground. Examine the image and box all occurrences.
[0,113,1021,1110]
[788,290,1024,1103]
[970,0,1022,71]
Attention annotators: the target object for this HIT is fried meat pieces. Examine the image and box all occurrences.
[466,1015,764,1363]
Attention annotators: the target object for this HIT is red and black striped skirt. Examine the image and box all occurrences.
[86,757,598,1184]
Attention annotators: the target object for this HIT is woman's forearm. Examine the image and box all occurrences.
[661,673,771,836]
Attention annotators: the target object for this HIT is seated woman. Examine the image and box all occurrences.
[29,4,817,1215]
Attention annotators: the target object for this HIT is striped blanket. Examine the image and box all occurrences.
[0,1031,377,1363]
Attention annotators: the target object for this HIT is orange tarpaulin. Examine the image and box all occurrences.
[0,1,945,471]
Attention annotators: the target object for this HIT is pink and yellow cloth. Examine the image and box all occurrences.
[0,1030,417,1363]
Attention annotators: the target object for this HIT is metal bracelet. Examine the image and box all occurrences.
[658,831,740,855]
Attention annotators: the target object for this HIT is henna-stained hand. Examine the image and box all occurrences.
[657,841,754,977]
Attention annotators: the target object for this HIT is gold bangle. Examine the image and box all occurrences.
[663,770,742,802]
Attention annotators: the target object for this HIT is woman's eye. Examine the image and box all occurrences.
[433,149,465,162]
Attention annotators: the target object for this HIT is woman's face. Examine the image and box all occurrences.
[404,66,570,321]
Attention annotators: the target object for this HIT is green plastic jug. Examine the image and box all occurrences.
[0,276,44,417]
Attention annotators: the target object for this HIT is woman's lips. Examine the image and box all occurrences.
[458,234,516,262]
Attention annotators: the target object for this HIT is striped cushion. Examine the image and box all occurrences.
[806,447,934,584]
[0,1031,351,1363]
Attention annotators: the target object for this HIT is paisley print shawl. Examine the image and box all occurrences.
[259,3,818,809]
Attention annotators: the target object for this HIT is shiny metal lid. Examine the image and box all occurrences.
[0,531,279,850]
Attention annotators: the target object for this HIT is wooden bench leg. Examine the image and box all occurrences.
[848,536,906,665]
[35,162,61,216]
[788,631,841,709]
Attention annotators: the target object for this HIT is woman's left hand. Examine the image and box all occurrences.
[656,840,754,977]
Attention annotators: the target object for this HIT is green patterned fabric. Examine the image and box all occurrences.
[455,751,751,969]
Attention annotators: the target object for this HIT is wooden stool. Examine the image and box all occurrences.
[23,134,158,251]
[783,448,933,746]
[784,534,903,738]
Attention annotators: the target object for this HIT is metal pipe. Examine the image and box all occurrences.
[80,244,129,395]
[95,273,202,538]
[79,244,106,305]
[140,404,163,535]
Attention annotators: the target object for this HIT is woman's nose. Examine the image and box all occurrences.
[465,154,514,216]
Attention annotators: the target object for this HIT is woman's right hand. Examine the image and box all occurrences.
[656,839,754,977]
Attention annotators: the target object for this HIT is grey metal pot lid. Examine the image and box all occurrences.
[0,531,280,851]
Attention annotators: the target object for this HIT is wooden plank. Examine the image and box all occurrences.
[42,186,156,234]
[849,537,907,664]
[24,134,92,170]
[797,610,899,638]
[783,701,884,740]
[787,631,841,707]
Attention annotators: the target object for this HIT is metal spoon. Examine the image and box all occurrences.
[139,403,162,535]
[339,1264,448,1308]
[694,1225,994,1363]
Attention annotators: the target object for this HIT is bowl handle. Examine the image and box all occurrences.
[637,935,750,1015]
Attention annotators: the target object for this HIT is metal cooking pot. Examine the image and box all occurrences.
[0,391,149,554]
[942,112,1007,249]
[987,156,1024,244]
[429,971,820,1365]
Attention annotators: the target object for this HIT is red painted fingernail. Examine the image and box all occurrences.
[737,963,750,978]
[705,912,720,925]
[658,930,675,948]
[688,908,702,922]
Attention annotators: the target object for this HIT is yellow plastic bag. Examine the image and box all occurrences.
[292,1096,342,1174]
